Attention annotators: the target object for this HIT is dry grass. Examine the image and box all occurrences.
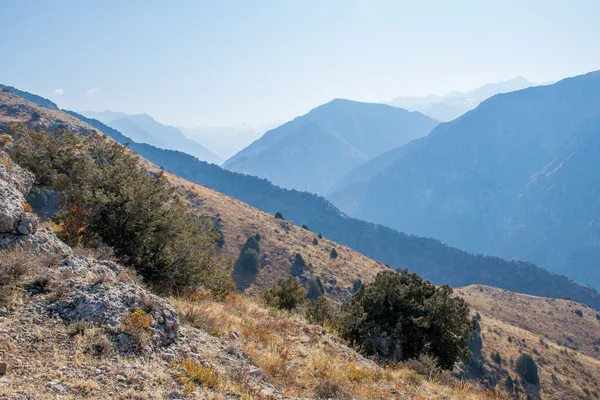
[171,292,504,399]
[0,247,37,306]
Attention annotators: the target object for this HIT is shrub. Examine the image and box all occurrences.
[515,354,539,386]
[574,309,584,317]
[0,247,34,305]
[171,358,220,392]
[306,296,333,325]
[120,309,152,352]
[318,233,323,239]
[352,279,362,293]
[263,277,306,311]
[8,127,233,294]
[338,269,474,370]
[306,278,325,301]
[312,237,319,245]
[491,351,502,364]
[236,244,259,273]
[330,248,338,259]
[301,224,309,230]
[274,211,284,220]
[291,253,306,277]
[505,375,514,391]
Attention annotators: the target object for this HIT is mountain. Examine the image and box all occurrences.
[179,123,274,161]
[0,83,59,110]
[223,99,438,195]
[388,76,537,122]
[329,70,600,290]
[79,110,223,165]
[4,85,600,311]
[2,138,598,399]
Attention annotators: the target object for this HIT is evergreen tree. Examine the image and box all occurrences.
[338,269,474,369]
[263,277,306,311]
[330,248,338,259]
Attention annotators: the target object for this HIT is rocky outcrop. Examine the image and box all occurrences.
[0,157,38,236]
[0,152,179,352]
[0,153,282,398]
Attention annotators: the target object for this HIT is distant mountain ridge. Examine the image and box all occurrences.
[79,110,222,165]
[224,99,438,195]
[4,84,600,311]
[330,70,600,290]
[179,123,275,161]
[387,76,537,121]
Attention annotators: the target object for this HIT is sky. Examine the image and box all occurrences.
[1,0,599,127]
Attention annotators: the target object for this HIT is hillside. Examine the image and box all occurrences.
[387,77,536,122]
[1,146,501,400]
[458,285,600,399]
[330,70,600,290]
[223,99,437,195]
[2,86,600,311]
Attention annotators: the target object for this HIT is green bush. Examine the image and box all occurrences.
[312,237,319,245]
[263,277,305,311]
[235,235,260,274]
[337,269,474,370]
[274,211,284,220]
[8,126,233,295]
[291,253,306,277]
[306,278,324,301]
[306,296,333,326]
[330,248,338,259]
[516,354,539,386]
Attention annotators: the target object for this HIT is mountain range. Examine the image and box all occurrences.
[2,83,600,400]
[387,76,537,122]
[223,99,438,195]
[329,70,600,290]
[80,110,223,165]
[4,81,600,309]
[179,123,276,161]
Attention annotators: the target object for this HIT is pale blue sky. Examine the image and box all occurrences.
[1,0,599,126]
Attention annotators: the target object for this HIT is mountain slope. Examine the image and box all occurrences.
[0,84,59,111]
[329,70,600,290]
[3,86,600,311]
[458,285,600,399]
[223,99,437,195]
[388,76,537,121]
[2,145,481,400]
[80,111,223,165]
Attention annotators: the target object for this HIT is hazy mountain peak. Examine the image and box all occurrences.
[330,70,600,291]
[223,99,438,195]
[388,76,538,122]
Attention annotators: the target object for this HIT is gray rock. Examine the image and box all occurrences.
[0,362,6,375]
[16,224,29,235]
